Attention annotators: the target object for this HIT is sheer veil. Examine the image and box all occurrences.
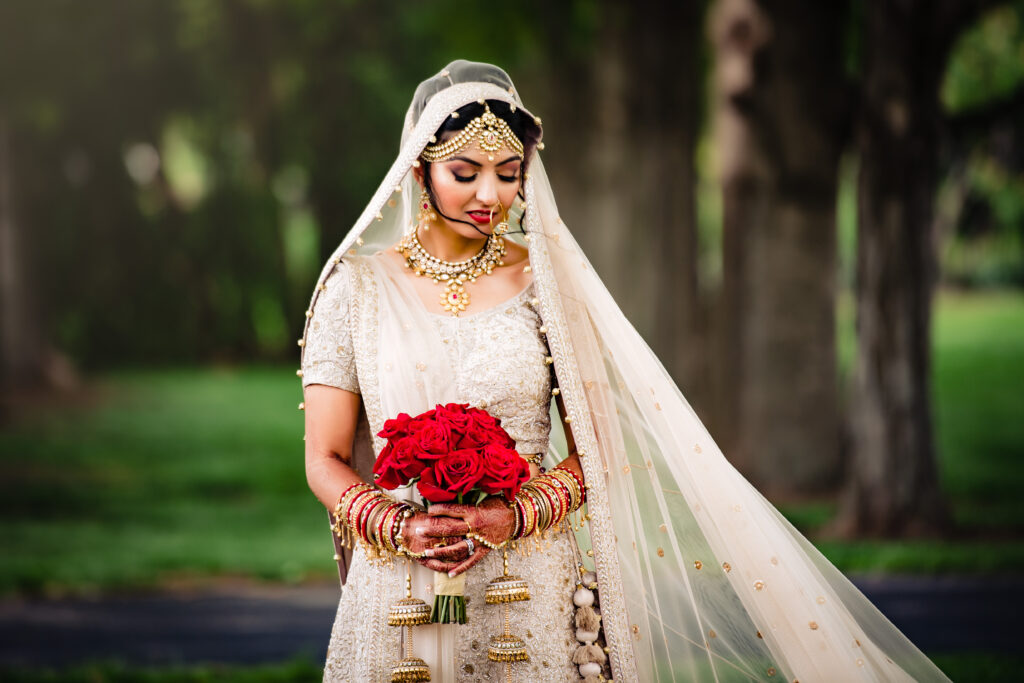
[300,61,950,682]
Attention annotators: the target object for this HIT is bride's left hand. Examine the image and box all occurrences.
[423,497,515,577]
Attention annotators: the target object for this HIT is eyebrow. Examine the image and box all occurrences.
[449,154,523,168]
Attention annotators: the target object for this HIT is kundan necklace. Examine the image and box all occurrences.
[396,227,506,316]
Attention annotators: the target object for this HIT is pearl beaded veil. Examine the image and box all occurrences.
[299,60,950,682]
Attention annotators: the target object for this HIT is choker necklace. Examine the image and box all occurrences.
[396,227,507,316]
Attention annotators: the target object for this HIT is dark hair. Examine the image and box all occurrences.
[421,99,542,237]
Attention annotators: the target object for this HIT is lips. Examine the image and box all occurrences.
[467,211,493,224]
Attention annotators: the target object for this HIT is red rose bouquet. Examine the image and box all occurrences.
[373,402,531,623]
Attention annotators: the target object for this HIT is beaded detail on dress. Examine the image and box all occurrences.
[425,281,552,455]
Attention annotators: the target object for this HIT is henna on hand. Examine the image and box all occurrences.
[425,498,516,576]
[400,511,471,572]
[401,512,469,554]
[425,539,473,562]
[428,497,516,546]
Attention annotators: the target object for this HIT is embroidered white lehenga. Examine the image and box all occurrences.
[299,61,951,682]
[303,255,580,681]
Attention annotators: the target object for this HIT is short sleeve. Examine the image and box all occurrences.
[301,261,360,393]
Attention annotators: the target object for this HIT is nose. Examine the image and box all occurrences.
[475,173,499,206]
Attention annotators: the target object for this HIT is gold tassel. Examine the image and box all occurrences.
[486,549,530,669]
[388,563,432,682]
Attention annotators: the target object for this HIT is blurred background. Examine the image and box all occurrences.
[1,0,1022,680]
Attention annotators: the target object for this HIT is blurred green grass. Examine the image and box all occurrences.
[0,366,328,594]
[1,291,1023,594]
[788,288,1024,572]
[0,658,322,682]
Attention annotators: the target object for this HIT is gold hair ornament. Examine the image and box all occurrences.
[420,103,525,163]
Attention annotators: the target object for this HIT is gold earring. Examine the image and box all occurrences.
[417,188,437,225]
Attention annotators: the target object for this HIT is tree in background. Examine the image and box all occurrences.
[2,0,1022,541]
[539,0,706,404]
[709,0,850,494]
[842,0,1009,535]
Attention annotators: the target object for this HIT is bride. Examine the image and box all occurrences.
[299,61,949,682]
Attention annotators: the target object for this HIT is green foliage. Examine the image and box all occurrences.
[0,366,330,594]
[3,654,1019,682]
[938,2,1024,288]
[942,3,1024,113]
[0,0,569,367]
[931,653,1024,683]
[2,292,1023,595]
[0,658,322,682]
[932,291,1024,530]
[797,290,1024,571]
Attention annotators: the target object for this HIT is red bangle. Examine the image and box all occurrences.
[352,494,378,542]
[376,501,401,548]
[336,481,361,506]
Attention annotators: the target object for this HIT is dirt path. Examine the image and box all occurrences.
[0,576,1018,669]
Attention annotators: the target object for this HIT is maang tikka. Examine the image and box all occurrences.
[420,101,524,163]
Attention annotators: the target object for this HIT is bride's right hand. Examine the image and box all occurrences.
[401,510,470,573]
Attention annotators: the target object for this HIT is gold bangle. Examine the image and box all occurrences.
[549,468,583,513]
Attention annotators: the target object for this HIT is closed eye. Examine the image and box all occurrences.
[452,172,519,183]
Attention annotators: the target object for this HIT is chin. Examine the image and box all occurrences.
[447,221,493,239]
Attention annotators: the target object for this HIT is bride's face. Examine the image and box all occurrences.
[423,143,523,239]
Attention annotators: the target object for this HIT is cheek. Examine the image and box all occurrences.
[499,182,521,207]
[430,174,472,208]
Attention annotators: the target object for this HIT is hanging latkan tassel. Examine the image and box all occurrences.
[389,563,432,682]
[485,548,530,669]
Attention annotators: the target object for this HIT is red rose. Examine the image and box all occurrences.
[466,407,499,428]
[374,435,429,489]
[468,409,515,448]
[455,419,490,449]
[416,420,452,457]
[372,442,401,489]
[377,412,412,440]
[479,444,531,500]
[416,448,486,502]
[436,403,472,432]
[415,467,456,502]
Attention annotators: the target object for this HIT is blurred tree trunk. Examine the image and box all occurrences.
[0,116,51,396]
[840,0,996,535]
[709,0,848,493]
[640,1,706,403]
[543,0,706,399]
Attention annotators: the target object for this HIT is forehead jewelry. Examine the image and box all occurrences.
[421,102,525,163]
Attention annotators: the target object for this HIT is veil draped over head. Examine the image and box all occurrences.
[300,61,949,682]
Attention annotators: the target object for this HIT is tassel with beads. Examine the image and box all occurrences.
[575,604,601,631]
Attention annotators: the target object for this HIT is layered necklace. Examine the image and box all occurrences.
[396,227,507,316]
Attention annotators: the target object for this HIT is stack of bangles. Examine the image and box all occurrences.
[331,482,419,560]
[331,466,586,559]
[511,465,586,539]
